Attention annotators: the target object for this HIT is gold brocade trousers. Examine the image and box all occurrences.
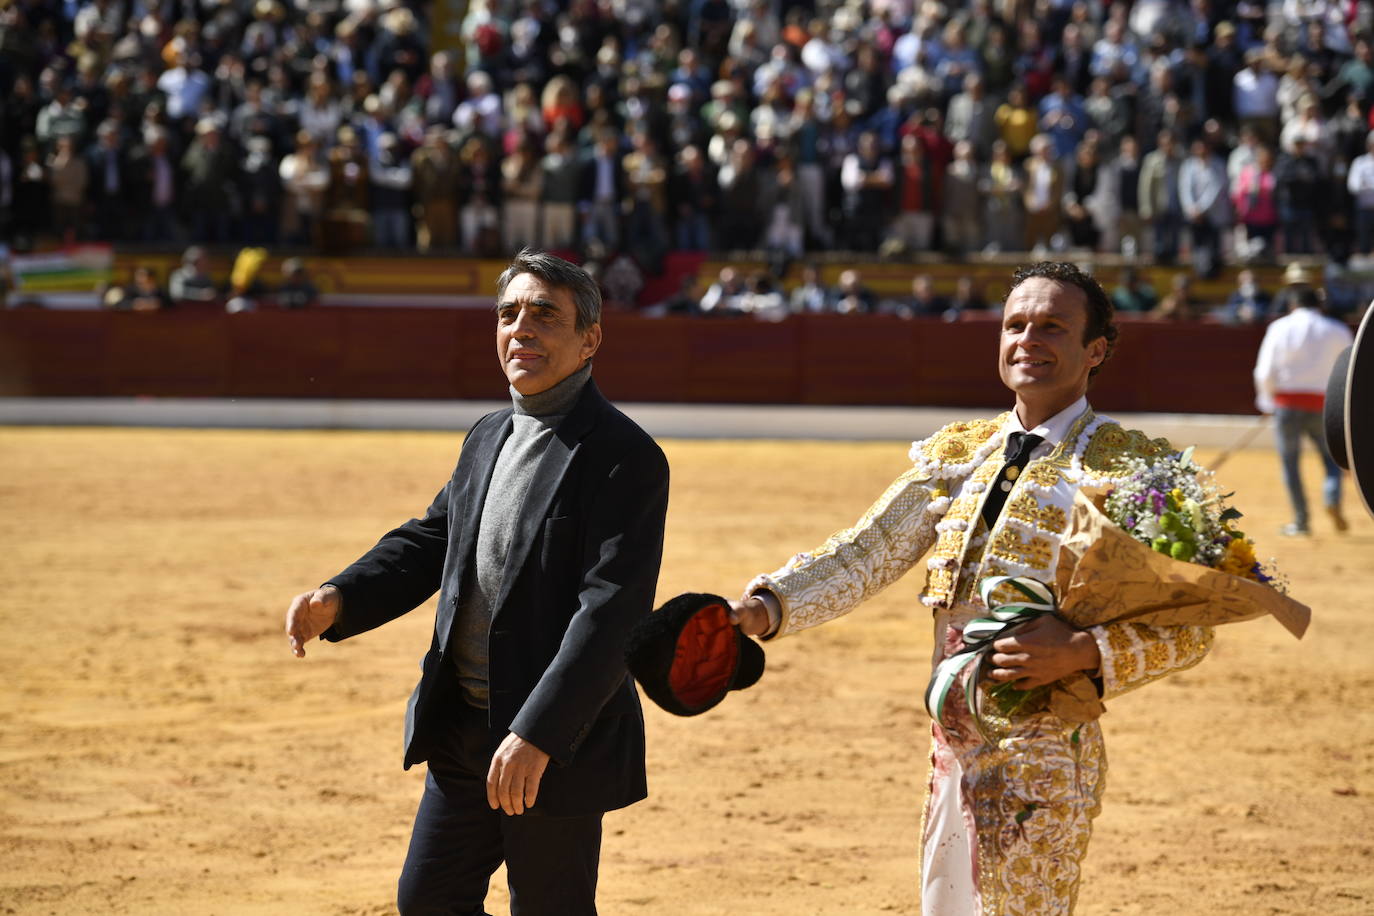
[921,611,1108,916]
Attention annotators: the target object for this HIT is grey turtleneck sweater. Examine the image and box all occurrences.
[452,361,592,709]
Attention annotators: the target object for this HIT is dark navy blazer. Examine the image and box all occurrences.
[323,380,670,817]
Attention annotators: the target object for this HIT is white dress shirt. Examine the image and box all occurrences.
[1253,307,1354,412]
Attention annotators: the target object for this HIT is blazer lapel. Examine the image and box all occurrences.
[491,380,605,616]
[437,410,512,652]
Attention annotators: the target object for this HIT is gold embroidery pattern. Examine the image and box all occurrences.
[921,451,1004,607]
[1080,424,1174,481]
[1095,621,1214,698]
[760,468,939,636]
[917,416,1005,470]
[943,711,1107,916]
[988,529,1055,570]
[1024,462,1064,488]
[1005,491,1069,535]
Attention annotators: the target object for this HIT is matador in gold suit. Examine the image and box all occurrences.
[736,260,1220,911]
[732,265,1215,915]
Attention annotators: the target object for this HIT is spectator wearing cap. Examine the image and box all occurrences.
[181,119,234,242]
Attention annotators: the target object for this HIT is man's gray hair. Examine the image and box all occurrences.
[496,248,602,331]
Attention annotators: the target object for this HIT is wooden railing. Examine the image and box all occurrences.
[0,309,1265,414]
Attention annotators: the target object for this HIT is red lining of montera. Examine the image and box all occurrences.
[669,603,738,709]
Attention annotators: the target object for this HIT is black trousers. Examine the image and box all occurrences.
[397,700,603,916]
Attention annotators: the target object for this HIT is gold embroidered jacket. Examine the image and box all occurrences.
[749,409,1214,698]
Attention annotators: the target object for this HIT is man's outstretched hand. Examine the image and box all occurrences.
[285,585,341,658]
[728,594,772,637]
[986,615,1101,689]
[487,733,550,816]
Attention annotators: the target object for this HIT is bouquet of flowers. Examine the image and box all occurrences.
[929,448,1310,738]
[1101,447,1284,589]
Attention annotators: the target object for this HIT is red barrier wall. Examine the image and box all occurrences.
[0,310,1266,414]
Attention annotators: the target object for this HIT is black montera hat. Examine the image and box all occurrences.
[626,593,765,717]
[1324,305,1374,517]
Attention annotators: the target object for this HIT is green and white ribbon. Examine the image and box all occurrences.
[923,575,1058,740]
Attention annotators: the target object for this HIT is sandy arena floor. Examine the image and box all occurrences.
[2,426,1371,915]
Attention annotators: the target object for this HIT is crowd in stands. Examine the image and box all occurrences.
[656,257,1363,322]
[8,0,1374,276]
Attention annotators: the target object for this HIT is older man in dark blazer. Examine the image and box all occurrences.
[285,249,669,915]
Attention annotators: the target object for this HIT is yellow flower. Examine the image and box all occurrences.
[1220,537,1258,578]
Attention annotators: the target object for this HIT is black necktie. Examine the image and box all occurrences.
[980,432,1044,530]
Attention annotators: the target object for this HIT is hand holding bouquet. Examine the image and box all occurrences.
[927,448,1310,737]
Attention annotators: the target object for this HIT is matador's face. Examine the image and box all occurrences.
[998,277,1106,415]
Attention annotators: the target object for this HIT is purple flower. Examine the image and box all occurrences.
[1125,516,1137,528]
[1150,489,1166,514]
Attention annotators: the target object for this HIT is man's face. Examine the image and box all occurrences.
[496,272,601,396]
[998,278,1106,412]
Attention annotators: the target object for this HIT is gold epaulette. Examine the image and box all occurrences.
[1079,423,1174,480]
[914,414,1009,473]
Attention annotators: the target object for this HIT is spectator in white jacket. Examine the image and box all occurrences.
[1253,286,1354,535]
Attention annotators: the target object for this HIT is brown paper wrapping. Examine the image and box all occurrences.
[1039,490,1312,724]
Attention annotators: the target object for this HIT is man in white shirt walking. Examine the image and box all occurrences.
[1253,286,1355,535]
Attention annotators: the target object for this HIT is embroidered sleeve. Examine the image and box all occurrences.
[1089,621,1214,699]
[747,467,940,638]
